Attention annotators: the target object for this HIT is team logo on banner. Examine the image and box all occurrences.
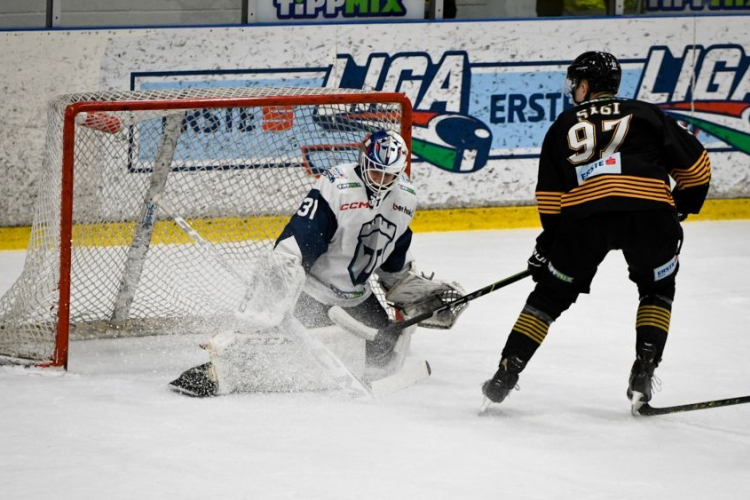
[637,44,750,155]
[327,52,495,174]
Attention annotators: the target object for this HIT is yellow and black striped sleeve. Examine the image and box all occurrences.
[670,150,711,190]
[534,128,566,250]
[536,191,562,215]
[663,116,711,215]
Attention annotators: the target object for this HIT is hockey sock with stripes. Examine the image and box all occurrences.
[501,304,554,362]
[635,295,672,364]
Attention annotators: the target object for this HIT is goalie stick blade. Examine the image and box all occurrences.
[637,395,750,416]
[370,360,431,398]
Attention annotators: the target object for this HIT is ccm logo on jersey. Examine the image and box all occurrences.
[575,152,622,185]
[392,203,414,216]
[340,201,372,210]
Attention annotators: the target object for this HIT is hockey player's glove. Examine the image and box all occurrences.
[527,246,548,282]
[672,186,708,218]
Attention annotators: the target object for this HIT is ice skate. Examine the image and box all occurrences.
[627,343,658,414]
[169,362,218,398]
[480,355,525,413]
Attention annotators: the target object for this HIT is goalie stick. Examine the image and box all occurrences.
[637,395,750,416]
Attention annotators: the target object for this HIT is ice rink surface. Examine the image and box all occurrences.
[2,221,750,500]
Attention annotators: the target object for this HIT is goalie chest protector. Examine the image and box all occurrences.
[278,162,417,305]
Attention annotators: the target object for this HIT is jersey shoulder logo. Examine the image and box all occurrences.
[325,166,346,183]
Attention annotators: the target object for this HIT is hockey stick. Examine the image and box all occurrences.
[378,269,532,337]
[330,270,532,341]
[157,199,374,400]
[637,395,750,416]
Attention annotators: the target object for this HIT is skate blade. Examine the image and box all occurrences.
[630,391,646,416]
[168,383,206,398]
[478,397,492,415]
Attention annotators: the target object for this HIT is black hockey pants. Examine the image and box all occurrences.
[503,209,683,362]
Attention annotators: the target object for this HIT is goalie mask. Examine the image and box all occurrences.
[360,130,408,201]
[564,51,621,102]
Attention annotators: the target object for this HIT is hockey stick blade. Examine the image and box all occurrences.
[378,269,532,337]
[637,395,750,416]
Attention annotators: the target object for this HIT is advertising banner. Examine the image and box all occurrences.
[255,0,425,22]
[1,15,749,225]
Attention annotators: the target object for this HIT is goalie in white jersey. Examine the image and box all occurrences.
[169,130,466,397]
[275,129,418,365]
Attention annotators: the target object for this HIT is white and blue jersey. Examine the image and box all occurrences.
[275,162,417,307]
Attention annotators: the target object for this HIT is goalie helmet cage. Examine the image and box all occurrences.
[0,87,412,369]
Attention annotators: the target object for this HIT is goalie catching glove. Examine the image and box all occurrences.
[380,269,467,329]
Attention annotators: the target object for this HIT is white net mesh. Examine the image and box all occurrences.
[0,87,409,365]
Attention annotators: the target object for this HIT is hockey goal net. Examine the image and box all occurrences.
[0,87,412,368]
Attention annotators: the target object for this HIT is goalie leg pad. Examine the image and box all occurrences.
[204,318,366,395]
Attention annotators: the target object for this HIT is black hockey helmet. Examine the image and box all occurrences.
[565,51,621,97]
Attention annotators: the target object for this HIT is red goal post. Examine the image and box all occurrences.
[0,87,412,368]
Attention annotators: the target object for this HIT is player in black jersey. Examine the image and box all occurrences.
[481,51,711,413]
